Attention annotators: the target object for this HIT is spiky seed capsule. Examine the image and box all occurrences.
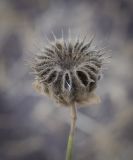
[31,34,108,106]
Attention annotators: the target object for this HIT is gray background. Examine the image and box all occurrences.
[0,0,133,160]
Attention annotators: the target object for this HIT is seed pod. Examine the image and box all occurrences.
[30,33,109,106]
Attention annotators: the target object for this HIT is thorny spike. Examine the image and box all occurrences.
[51,31,57,41]
[45,35,52,45]
[68,27,71,43]
[61,29,64,41]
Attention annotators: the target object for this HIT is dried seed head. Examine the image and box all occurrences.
[30,33,109,107]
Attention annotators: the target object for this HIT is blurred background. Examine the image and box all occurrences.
[0,0,133,160]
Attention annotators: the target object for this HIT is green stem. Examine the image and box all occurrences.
[66,104,77,160]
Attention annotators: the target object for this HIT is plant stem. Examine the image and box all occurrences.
[66,103,77,160]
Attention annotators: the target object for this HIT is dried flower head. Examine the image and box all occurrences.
[30,33,109,107]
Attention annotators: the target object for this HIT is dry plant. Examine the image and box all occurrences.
[29,31,109,160]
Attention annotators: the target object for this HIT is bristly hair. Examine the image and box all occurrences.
[29,32,110,106]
